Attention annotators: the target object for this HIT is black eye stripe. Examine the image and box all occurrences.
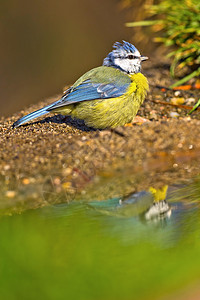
[115,55,139,59]
[127,54,138,59]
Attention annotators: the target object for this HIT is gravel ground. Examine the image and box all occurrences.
[0,61,200,214]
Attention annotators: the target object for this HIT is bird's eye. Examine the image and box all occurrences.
[127,54,135,59]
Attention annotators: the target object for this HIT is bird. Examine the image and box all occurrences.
[13,41,149,129]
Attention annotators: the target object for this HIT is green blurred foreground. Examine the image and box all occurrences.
[1,179,200,300]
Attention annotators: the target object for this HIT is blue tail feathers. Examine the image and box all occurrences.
[12,103,55,128]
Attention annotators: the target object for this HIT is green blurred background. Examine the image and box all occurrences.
[0,0,134,116]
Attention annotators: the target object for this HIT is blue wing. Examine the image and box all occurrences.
[13,66,131,127]
[48,79,130,111]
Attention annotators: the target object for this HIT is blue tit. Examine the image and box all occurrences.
[13,41,149,129]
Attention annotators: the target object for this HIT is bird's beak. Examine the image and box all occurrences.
[140,56,148,61]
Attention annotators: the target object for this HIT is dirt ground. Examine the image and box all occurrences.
[0,60,200,214]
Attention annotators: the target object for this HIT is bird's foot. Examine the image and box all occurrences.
[132,116,150,125]
[124,123,133,127]
[125,116,150,127]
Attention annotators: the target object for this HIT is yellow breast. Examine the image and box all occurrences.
[127,73,149,104]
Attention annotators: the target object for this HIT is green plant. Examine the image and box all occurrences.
[126,0,200,88]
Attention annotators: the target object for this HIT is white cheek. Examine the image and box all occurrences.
[114,58,124,67]
[131,59,140,66]
[114,58,131,70]
[114,57,141,73]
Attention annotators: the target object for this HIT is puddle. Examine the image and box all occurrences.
[0,174,200,300]
[0,135,200,300]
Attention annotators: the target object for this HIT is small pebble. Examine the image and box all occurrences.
[6,191,16,198]
[170,97,185,105]
[4,165,10,171]
[22,178,30,185]
[149,110,158,120]
[53,177,61,185]
[62,168,72,176]
[186,98,195,105]
[178,143,183,148]
[169,112,180,118]
[62,182,72,189]
[174,91,181,96]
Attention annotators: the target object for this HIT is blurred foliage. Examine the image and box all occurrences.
[119,0,158,49]
[188,98,200,114]
[125,0,200,87]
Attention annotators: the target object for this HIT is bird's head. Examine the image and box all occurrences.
[103,41,148,74]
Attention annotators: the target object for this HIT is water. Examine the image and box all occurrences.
[0,177,200,300]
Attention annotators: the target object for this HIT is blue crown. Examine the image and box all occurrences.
[113,41,138,56]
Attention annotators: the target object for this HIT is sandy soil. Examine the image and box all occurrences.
[0,60,200,214]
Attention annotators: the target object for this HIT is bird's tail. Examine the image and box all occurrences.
[12,102,56,128]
